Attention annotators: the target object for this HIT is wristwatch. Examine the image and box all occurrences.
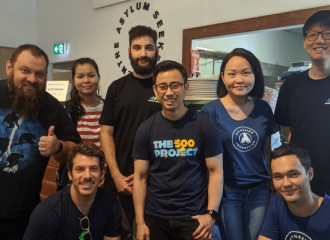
[54,141,63,154]
[206,210,219,220]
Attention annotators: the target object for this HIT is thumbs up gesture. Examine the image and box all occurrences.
[38,126,61,157]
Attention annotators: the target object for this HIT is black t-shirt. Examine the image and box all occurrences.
[99,73,162,191]
[0,79,81,219]
[132,108,224,220]
[23,187,121,240]
[275,71,330,195]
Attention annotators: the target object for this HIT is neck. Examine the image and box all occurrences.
[287,192,321,217]
[223,94,250,107]
[70,186,96,216]
[133,71,153,79]
[162,105,188,121]
[79,93,100,108]
[309,60,330,79]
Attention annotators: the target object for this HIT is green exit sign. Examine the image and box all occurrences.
[53,42,67,55]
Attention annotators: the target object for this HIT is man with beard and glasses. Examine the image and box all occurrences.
[0,44,81,240]
[99,25,162,240]
[23,143,121,240]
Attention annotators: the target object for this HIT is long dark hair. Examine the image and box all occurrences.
[69,58,101,119]
[217,48,264,98]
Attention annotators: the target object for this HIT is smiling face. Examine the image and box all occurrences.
[271,154,313,204]
[153,69,188,114]
[221,56,255,98]
[303,25,330,62]
[68,153,104,198]
[73,63,99,97]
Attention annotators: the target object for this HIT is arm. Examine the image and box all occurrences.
[104,236,121,240]
[133,159,150,240]
[192,154,223,240]
[265,136,275,200]
[258,236,273,240]
[100,125,133,195]
[281,126,291,143]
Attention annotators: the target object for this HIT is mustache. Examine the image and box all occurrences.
[81,178,95,184]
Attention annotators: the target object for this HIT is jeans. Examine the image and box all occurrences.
[219,180,269,240]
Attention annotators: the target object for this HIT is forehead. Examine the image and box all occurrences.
[14,50,47,72]
[155,69,184,84]
[225,56,252,70]
[130,35,155,47]
[271,154,305,174]
[307,24,330,32]
[72,153,100,167]
[75,63,96,73]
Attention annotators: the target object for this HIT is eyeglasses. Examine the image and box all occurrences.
[80,216,92,240]
[155,83,184,93]
[306,30,330,41]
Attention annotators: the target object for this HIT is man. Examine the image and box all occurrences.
[23,143,121,240]
[275,10,330,196]
[258,144,330,239]
[0,44,81,239]
[132,60,224,240]
[99,25,162,239]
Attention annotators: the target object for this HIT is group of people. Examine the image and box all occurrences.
[0,9,330,240]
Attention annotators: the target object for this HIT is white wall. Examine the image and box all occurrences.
[34,0,330,96]
[0,0,37,47]
[193,30,310,67]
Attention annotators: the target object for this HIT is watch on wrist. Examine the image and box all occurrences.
[54,141,63,154]
[206,210,219,220]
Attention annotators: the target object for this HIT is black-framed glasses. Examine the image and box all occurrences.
[80,216,92,240]
[306,30,330,41]
[155,82,184,93]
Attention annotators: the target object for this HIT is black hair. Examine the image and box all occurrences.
[129,25,157,46]
[303,10,330,37]
[153,60,188,84]
[69,58,101,119]
[217,48,264,98]
[270,143,311,173]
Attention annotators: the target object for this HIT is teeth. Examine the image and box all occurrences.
[165,99,175,102]
[82,182,93,186]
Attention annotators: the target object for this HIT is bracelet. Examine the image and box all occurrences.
[269,189,276,194]
[54,141,63,154]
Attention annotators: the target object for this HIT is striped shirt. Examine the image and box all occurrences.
[77,99,104,148]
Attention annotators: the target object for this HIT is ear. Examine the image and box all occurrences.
[6,60,13,77]
[152,85,158,97]
[308,167,314,181]
[68,170,73,181]
[101,168,105,181]
[303,38,308,51]
[128,46,130,56]
[220,72,224,81]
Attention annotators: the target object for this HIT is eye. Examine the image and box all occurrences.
[21,69,29,74]
[228,73,235,77]
[171,83,181,89]
[76,167,83,172]
[273,175,282,180]
[158,85,167,90]
[89,74,96,78]
[290,173,300,178]
[244,71,252,75]
[308,33,317,38]
[91,167,99,171]
[146,45,155,51]
[323,31,330,38]
[36,73,45,78]
[133,46,141,50]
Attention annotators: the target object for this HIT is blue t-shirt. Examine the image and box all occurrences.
[132,108,223,220]
[260,193,330,239]
[202,98,277,186]
[23,187,121,240]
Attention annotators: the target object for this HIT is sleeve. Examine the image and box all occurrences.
[131,120,151,160]
[104,196,122,237]
[201,102,218,125]
[260,99,278,136]
[99,82,115,126]
[203,117,224,158]
[259,194,281,239]
[264,87,278,110]
[23,203,60,240]
[274,79,292,126]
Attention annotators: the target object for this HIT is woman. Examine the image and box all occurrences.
[57,57,104,190]
[202,48,277,240]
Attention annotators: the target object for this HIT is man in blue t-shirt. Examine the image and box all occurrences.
[23,143,121,240]
[258,144,330,240]
[132,60,224,240]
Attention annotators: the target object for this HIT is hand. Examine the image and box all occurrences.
[192,214,216,240]
[113,173,133,196]
[136,223,150,240]
[38,126,60,157]
[125,173,134,188]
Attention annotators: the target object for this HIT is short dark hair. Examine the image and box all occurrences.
[303,10,330,37]
[270,143,311,173]
[10,44,49,71]
[129,25,157,46]
[153,60,188,84]
[67,143,105,172]
[217,48,264,98]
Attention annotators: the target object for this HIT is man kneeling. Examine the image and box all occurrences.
[258,143,330,240]
[24,143,121,240]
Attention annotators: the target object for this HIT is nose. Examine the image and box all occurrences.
[283,176,292,187]
[315,32,325,43]
[83,169,91,179]
[141,47,147,57]
[27,74,37,84]
[236,74,244,83]
[165,85,174,95]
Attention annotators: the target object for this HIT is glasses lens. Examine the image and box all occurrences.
[323,31,330,40]
[83,232,92,240]
[157,84,167,92]
[81,217,89,230]
[307,32,318,41]
[170,83,182,92]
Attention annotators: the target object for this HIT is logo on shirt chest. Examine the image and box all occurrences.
[285,231,311,240]
[232,126,259,152]
[153,139,198,158]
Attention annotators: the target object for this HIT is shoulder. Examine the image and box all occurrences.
[95,189,121,212]
[45,92,65,109]
[281,70,309,90]
[0,79,7,87]
[202,99,220,111]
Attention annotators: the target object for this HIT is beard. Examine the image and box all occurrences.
[8,74,46,119]
[129,50,158,75]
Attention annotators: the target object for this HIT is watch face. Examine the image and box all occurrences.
[207,210,218,219]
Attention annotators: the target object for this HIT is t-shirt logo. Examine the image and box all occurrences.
[285,231,311,240]
[148,95,160,103]
[153,139,198,158]
[232,126,259,152]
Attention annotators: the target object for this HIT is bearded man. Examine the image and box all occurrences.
[99,25,162,240]
[0,44,81,240]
